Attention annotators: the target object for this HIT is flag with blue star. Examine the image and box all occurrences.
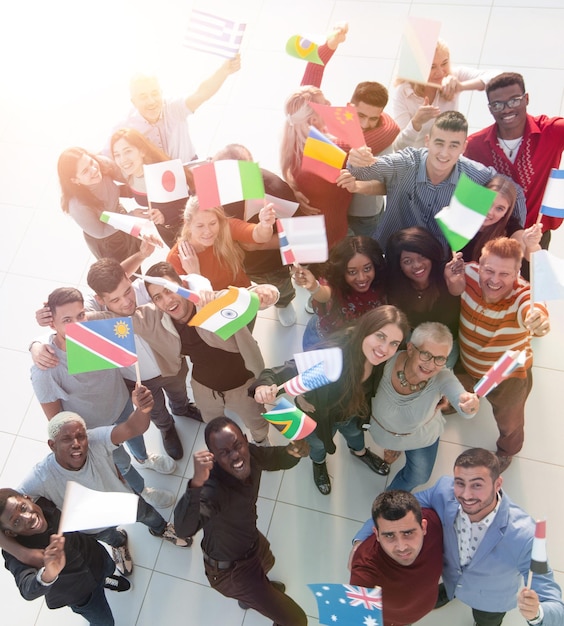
[308,583,383,625]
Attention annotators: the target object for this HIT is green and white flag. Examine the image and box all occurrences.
[435,173,496,251]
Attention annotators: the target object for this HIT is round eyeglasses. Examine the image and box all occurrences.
[413,345,447,366]
[487,94,527,113]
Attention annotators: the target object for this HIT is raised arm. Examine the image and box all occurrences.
[444,252,466,296]
[185,55,241,113]
[110,385,154,445]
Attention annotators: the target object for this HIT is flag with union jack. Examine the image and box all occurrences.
[184,9,246,59]
[473,349,526,397]
[66,318,137,375]
[308,583,383,625]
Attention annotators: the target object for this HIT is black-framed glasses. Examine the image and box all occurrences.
[413,345,447,366]
[488,94,527,113]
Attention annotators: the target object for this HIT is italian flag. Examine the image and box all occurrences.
[262,398,316,440]
[435,173,496,251]
[192,160,265,210]
[188,286,259,340]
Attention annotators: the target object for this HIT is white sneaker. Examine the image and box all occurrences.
[141,486,175,509]
[149,522,192,548]
[139,453,176,475]
[277,303,296,327]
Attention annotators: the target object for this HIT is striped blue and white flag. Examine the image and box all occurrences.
[184,10,246,59]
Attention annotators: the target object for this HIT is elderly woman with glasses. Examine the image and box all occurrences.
[370,322,479,492]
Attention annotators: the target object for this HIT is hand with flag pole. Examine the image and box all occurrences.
[518,520,548,623]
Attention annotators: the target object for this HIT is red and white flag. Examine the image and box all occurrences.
[143,160,188,203]
[473,349,526,397]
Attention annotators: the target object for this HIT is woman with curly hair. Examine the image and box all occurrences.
[251,306,410,495]
[294,236,387,349]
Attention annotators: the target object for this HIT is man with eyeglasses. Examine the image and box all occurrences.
[465,72,564,249]
[369,322,479,492]
[445,237,550,472]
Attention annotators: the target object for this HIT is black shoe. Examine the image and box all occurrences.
[104,574,131,592]
[351,448,390,476]
[434,583,450,609]
[174,402,203,422]
[162,424,183,460]
[312,461,331,495]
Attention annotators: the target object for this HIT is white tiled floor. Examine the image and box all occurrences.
[1,1,563,625]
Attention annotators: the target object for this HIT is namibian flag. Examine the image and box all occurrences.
[540,169,564,218]
[262,398,316,440]
[301,127,347,183]
[530,520,549,575]
[473,349,526,397]
[66,318,137,375]
[192,160,265,211]
[276,219,296,265]
[188,286,259,340]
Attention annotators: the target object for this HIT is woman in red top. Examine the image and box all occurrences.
[167,197,275,290]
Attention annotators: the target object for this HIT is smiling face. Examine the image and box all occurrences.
[208,424,251,481]
[72,154,102,186]
[112,137,145,178]
[374,510,427,566]
[0,495,48,536]
[478,253,519,303]
[50,300,87,344]
[425,126,467,182]
[96,277,137,316]
[362,323,404,367]
[405,339,450,382]
[487,84,528,136]
[48,421,89,471]
[130,76,163,124]
[453,465,502,522]
[399,250,432,288]
[189,211,221,250]
[147,277,193,323]
[344,253,375,293]
[428,48,450,84]
[482,193,511,228]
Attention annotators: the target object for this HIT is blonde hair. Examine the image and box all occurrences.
[394,39,451,97]
[179,197,244,281]
[280,86,328,184]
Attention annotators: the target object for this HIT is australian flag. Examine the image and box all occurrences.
[308,583,383,625]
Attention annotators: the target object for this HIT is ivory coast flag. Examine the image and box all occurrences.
[435,173,496,251]
[262,398,316,440]
[188,286,259,340]
[66,318,137,375]
[192,160,264,210]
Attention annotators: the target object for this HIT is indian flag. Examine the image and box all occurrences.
[66,318,137,375]
[192,160,265,210]
[188,286,259,340]
[262,398,316,440]
[435,174,497,251]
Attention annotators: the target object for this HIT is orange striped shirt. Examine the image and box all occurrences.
[459,263,547,379]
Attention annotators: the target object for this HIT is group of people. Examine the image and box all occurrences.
[2,21,563,626]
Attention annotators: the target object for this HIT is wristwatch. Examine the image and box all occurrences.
[36,567,58,586]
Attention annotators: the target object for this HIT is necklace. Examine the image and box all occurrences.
[397,367,427,392]
[498,136,523,159]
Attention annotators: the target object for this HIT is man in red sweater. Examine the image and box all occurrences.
[350,490,443,626]
[465,72,564,250]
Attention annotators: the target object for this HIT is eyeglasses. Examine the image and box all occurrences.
[487,94,527,113]
[413,345,447,366]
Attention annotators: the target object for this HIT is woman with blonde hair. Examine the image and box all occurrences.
[281,85,352,248]
[166,196,275,290]
[390,39,497,149]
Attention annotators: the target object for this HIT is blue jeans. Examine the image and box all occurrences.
[112,399,147,495]
[70,551,114,625]
[386,439,440,492]
[302,315,324,350]
[93,497,167,544]
[307,416,365,463]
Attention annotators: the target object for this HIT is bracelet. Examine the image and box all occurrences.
[308,281,321,296]
[527,605,544,625]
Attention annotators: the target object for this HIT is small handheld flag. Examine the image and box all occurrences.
[539,169,564,218]
[188,286,259,340]
[302,127,347,183]
[531,250,564,302]
[308,583,383,626]
[435,174,496,251]
[530,520,549,575]
[278,215,328,264]
[66,317,137,375]
[283,362,329,396]
[100,211,165,247]
[276,218,296,265]
[192,160,265,211]
[133,273,200,304]
[262,398,316,440]
[397,16,442,87]
[286,35,323,65]
[143,160,188,203]
[282,347,344,397]
[184,9,246,59]
[309,103,365,149]
[473,349,526,397]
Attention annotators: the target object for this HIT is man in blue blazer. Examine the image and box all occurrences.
[416,448,563,626]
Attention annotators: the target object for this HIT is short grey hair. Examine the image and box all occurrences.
[47,412,87,441]
[410,322,453,352]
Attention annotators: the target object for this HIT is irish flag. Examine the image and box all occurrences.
[66,318,137,375]
[100,211,165,247]
[435,174,496,251]
[262,398,316,440]
[188,286,259,340]
[192,160,265,210]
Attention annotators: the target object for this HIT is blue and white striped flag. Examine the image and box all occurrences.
[184,10,246,59]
